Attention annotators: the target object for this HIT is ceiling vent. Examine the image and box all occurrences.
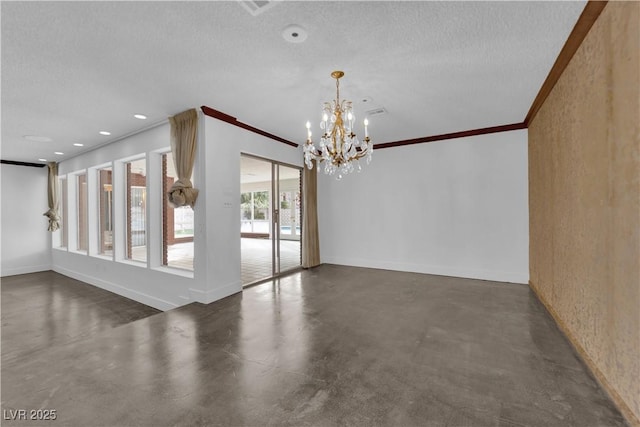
[365,107,387,117]
[238,0,280,16]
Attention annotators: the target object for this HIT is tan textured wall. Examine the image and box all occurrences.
[528,1,639,424]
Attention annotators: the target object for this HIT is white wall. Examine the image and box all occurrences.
[1,163,52,276]
[51,113,302,310]
[318,129,529,284]
[45,112,526,310]
[200,117,302,302]
[54,122,195,310]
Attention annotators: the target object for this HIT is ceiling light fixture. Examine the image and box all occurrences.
[73,143,84,147]
[54,151,64,155]
[304,71,372,180]
[99,131,111,136]
[38,158,47,162]
[134,114,147,120]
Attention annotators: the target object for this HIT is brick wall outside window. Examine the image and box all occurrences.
[98,169,113,254]
[77,174,88,251]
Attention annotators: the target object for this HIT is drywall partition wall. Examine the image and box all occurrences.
[318,129,529,284]
[52,113,301,310]
[53,122,201,310]
[0,164,52,276]
[528,2,639,424]
[201,115,302,301]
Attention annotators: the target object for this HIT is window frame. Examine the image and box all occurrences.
[161,151,195,272]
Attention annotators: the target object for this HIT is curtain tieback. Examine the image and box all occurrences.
[43,208,60,222]
[43,208,60,232]
[168,179,199,208]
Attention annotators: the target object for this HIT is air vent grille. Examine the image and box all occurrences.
[366,107,387,116]
[238,0,279,16]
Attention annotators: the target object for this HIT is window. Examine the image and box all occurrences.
[240,191,270,234]
[98,167,113,256]
[279,190,301,237]
[59,177,67,248]
[76,173,88,252]
[126,159,146,263]
[162,152,194,270]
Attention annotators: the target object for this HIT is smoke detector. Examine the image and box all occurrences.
[282,24,308,43]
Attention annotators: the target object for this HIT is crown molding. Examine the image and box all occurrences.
[201,105,298,148]
[375,122,526,150]
[1,160,46,168]
[525,1,608,125]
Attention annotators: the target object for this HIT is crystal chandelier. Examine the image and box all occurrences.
[303,71,372,179]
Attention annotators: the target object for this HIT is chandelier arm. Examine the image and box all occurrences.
[308,153,325,163]
[304,141,322,159]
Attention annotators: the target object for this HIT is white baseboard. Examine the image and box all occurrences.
[1,264,52,278]
[321,257,528,284]
[53,266,179,311]
[189,281,241,305]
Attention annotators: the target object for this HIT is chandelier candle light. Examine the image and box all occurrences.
[303,71,372,179]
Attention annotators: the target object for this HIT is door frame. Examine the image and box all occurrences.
[240,153,303,285]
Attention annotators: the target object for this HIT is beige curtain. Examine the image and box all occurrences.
[43,162,60,231]
[167,108,199,208]
[302,160,320,268]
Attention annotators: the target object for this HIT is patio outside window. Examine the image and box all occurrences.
[241,191,270,235]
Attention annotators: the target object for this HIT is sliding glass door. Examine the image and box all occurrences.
[240,154,302,286]
[275,163,302,273]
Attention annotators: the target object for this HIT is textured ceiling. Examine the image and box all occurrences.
[1,1,586,163]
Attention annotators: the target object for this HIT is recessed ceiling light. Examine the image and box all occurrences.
[134,114,147,120]
[54,152,64,155]
[73,143,84,147]
[38,158,47,162]
[99,131,111,136]
[282,24,307,43]
[23,135,53,143]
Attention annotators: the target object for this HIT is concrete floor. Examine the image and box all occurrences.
[1,267,626,426]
